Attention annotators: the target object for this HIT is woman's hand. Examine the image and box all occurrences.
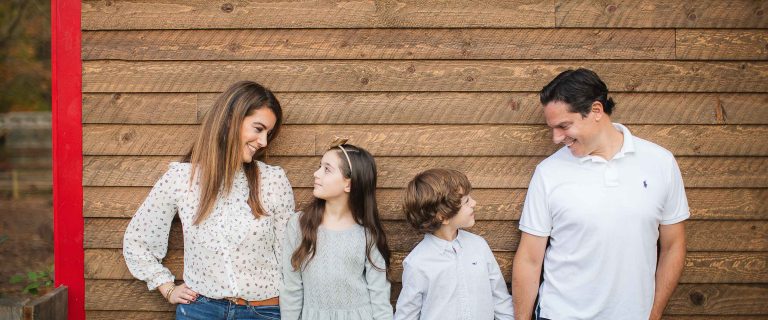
[160,282,198,304]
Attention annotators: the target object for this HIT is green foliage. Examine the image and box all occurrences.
[0,0,51,112]
[9,265,54,295]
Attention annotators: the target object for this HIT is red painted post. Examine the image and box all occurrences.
[51,0,84,319]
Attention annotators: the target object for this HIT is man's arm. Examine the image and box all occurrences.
[649,222,687,320]
[512,232,548,320]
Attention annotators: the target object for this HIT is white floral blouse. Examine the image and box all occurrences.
[123,161,295,300]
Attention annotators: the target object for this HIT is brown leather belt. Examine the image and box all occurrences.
[223,296,279,307]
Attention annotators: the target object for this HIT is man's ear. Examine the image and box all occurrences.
[591,101,604,121]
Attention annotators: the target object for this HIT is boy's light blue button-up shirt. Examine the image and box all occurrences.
[394,230,514,320]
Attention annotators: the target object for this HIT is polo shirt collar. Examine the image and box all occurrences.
[578,123,635,163]
[426,231,465,255]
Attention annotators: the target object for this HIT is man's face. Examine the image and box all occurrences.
[543,101,601,158]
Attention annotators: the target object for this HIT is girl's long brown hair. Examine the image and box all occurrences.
[290,145,390,273]
[184,81,282,225]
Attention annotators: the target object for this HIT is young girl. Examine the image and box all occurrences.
[123,81,295,320]
[280,140,393,320]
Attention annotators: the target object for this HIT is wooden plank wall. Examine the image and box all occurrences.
[81,1,768,318]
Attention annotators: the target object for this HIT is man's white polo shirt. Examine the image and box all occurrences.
[519,123,690,320]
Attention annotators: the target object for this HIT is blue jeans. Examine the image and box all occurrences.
[175,295,280,320]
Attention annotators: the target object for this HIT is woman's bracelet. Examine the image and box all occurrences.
[164,285,176,301]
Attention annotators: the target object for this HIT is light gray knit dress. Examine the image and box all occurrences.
[280,214,393,320]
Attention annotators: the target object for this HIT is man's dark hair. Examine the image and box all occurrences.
[539,68,615,117]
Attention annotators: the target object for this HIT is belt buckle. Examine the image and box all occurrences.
[224,297,245,305]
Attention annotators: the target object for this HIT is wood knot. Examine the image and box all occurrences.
[606,4,617,13]
[740,63,747,70]
[752,225,757,230]
[111,93,122,102]
[360,77,369,85]
[756,9,764,16]
[118,129,135,143]
[508,99,519,111]
[406,65,416,73]
[689,291,705,306]
[221,3,234,13]
[104,0,113,7]
[687,12,697,21]
[625,79,640,91]
[226,43,240,53]
[465,76,475,82]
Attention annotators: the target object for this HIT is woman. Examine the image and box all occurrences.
[123,81,295,319]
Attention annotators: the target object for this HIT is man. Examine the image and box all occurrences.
[512,69,688,320]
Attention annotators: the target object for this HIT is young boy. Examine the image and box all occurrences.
[395,168,514,320]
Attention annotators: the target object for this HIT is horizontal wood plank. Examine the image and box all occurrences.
[82,156,768,188]
[82,124,768,156]
[555,0,768,28]
[82,61,768,93]
[82,0,554,30]
[83,187,768,221]
[84,248,768,284]
[82,124,316,156]
[82,29,675,60]
[83,93,200,124]
[83,93,768,125]
[85,280,768,314]
[83,187,528,220]
[676,30,768,60]
[85,218,767,252]
[665,284,768,315]
[682,252,768,284]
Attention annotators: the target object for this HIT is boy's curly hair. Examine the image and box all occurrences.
[403,168,472,234]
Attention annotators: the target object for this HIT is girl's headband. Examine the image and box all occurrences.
[328,136,353,173]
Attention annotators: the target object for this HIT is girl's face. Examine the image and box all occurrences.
[313,150,351,200]
[240,108,277,163]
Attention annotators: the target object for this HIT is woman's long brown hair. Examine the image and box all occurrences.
[184,81,282,225]
[290,145,390,273]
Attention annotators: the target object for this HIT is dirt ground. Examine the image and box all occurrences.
[0,195,54,300]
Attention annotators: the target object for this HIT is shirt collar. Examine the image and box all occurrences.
[578,123,636,163]
[425,231,465,255]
